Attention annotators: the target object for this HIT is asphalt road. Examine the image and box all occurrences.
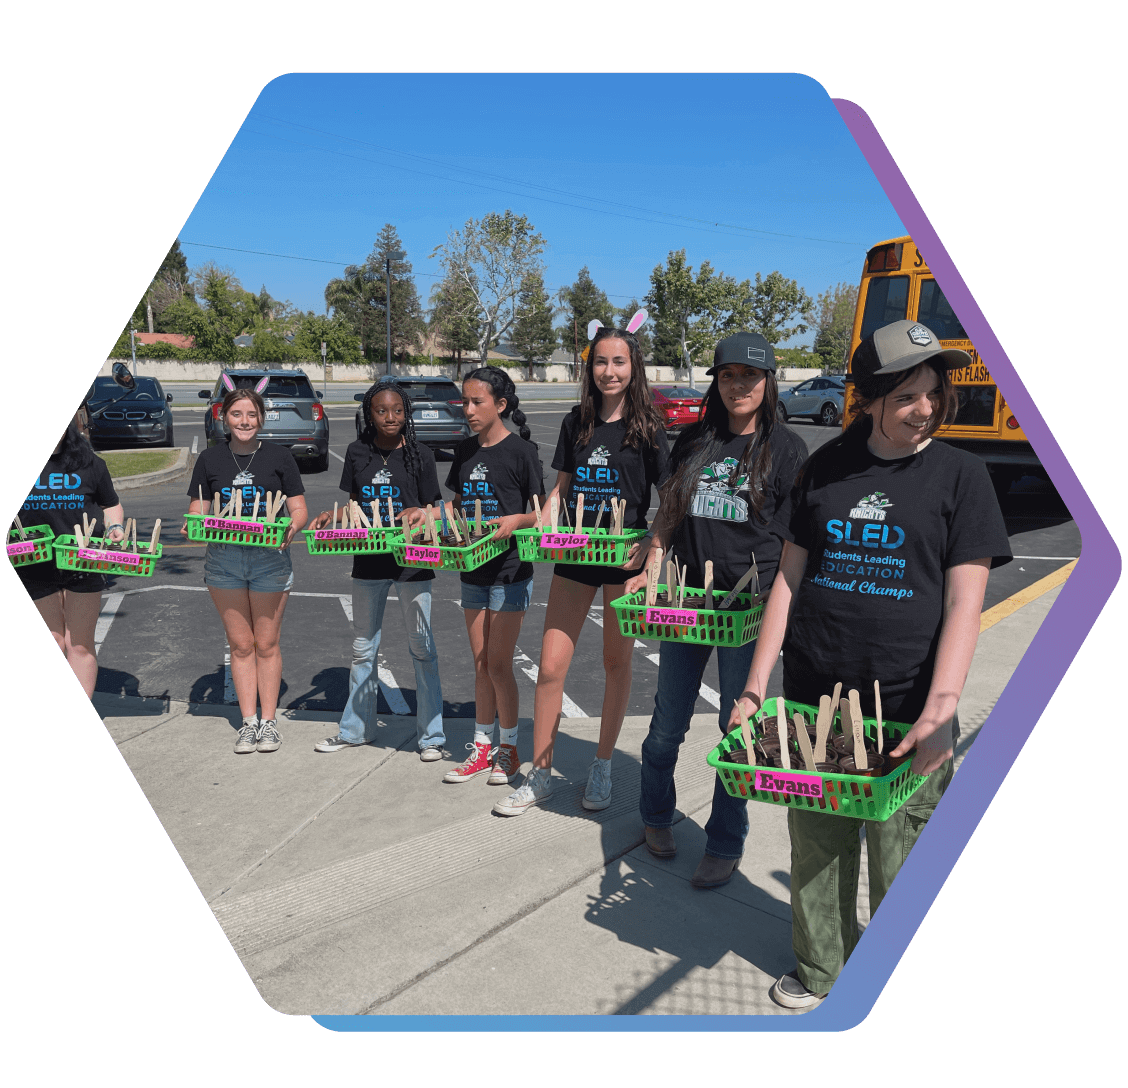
[160,380,584,407]
[91,405,1079,727]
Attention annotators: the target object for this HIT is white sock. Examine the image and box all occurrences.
[473,725,495,747]
[499,726,518,747]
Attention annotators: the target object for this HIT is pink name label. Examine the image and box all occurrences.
[7,541,36,556]
[645,607,698,626]
[77,548,141,566]
[754,769,823,798]
[315,529,368,540]
[205,517,263,533]
[540,532,589,549]
[405,545,442,564]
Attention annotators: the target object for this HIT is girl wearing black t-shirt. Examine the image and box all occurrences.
[182,385,308,755]
[626,332,806,888]
[732,321,1012,1009]
[18,421,127,697]
[307,379,446,761]
[442,367,545,790]
[493,324,669,817]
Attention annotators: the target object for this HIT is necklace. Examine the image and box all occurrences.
[374,440,401,467]
[229,441,261,477]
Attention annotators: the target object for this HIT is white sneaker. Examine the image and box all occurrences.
[492,767,552,816]
[419,746,444,762]
[234,717,259,754]
[582,757,612,810]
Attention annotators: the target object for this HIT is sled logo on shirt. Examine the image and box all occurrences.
[371,469,392,485]
[232,469,255,487]
[469,462,489,481]
[689,457,749,522]
[587,445,610,467]
[849,491,893,521]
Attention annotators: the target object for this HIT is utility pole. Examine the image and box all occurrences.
[130,324,138,377]
[385,250,405,376]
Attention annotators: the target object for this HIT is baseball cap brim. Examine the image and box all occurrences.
[704,361,773,377]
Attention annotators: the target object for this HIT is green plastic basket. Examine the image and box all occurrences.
[609,584,764,646]
[185,513,291,548]
[303,526,401,556]
[514,526,647,565]
[390,529,507,573]
[7,525,55,567]
[53,535,162,577]
[708,696,928,822]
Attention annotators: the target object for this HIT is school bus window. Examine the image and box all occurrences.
[952,385,997,428]
[917,279,967,340]
[866,242,903,272]
[859,276,909,341]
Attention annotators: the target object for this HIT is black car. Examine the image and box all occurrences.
[353,378,471,451]
[86,376,175,448]
[201,368,329,471]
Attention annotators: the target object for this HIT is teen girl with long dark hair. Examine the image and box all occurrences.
[493,316,670,816]
[309,378,446,760]
[731,320,1011,1009]
[627,331,807,888]
[442,366,545,791]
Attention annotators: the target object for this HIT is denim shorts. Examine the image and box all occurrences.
[460,575,534,613]
[204,542,294,592]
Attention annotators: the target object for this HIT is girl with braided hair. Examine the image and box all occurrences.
[310,378,447,759]
[442,365,546,788]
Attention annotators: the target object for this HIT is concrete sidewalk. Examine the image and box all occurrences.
[93,581,1064,1017]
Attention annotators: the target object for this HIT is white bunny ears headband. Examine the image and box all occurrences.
[220,373,270,395]
[587,308,648,342]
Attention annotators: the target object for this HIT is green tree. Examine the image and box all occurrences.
[510,272,557,380]
[616,297,653,357]
[428,271,481,380]
[556,266,614,366]
[746,270,815,346]
[291,312,363,365]
[812,281,859,373]
[431,209,547,364]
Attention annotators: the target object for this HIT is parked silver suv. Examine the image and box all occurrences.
[201,368,329,471]
[353,378,470,452]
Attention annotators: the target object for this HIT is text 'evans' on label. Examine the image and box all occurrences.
[644,607,698,626]
[77,548,141,565]
[540,532,589,549]
[753,769,823,798]
[315,529,368,540]
[205,518,263,533]
[405,545,442,564]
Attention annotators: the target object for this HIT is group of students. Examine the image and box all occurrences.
[17,316,1011,1009]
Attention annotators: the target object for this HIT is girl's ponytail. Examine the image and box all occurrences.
[464,366,535,446]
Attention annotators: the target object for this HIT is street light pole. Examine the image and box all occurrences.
[385,250,405,376]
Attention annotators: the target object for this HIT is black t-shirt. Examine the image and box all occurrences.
[20,453,119,540]
[445,433,545,586]
[667,423,806,593]
[779,432,1012,723]
[339,439,442,582]
[187,441,305,519]
[551,410,671,530]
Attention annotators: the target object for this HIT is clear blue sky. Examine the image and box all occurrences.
[177,73,905,348]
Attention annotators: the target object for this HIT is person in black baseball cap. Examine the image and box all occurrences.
[703,330,777,376]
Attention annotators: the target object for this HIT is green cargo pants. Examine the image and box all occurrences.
[787,752,955,995]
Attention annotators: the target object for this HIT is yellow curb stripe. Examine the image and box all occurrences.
[979,559,1077,633]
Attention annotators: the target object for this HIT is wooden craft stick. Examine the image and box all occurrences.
[532,494,542,529]
[848,688,867,771]
[751,552,761,597]
[874,680,884,755]
[212,492,220,516]
[593,501,606,531]
[357,502,371,529]
[387,497,394,528]
[73,523,84,549]
[717,564,757,609]
[776,698,790,770]
[735,699,753,758]
[150,519,161,553]
[275,492,284,520]
[131,519,138,553]
[12,514,27,540]
[794,713,816,772]
[475,499,483,537]
[666,558,676,605]
[815,695,832,763]
[549,494,558,534]
[646,546,662,607]
[198,485,205,511]
[704,560,714,610]
[251,492,261,521]
[831,682,843,731]
[236,488,243,518]
[575,492,584,534]
[677,562,688,608]
[449,504,462,542]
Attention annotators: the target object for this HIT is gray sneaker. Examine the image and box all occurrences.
[492,767,552,816]
[315,734,364,753]
[419,746,444,762]
[582,757,612,811]
[234,718,259,754]
[257,720,282,753]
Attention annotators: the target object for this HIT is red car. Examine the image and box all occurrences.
[651,385,704,429]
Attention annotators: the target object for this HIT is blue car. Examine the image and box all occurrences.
[776,376,845,427]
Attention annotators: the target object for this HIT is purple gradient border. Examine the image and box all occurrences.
[315,95,1120,1035]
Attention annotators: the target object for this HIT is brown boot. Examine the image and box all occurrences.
[690,854,739,888]
[644,825,677,858]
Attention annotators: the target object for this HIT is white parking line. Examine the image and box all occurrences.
[95,592,126,652]
[328,450,345,463]
[512,644,585,718]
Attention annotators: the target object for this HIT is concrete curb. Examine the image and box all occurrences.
[107,447,190,490]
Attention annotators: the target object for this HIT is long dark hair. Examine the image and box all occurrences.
[359,378,422,482]
[577,327,664,450]
[659,366,780,526]
[53,420,95,471]
[463,366,534,445]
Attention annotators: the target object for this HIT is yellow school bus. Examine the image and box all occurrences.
[845,236,1042,493]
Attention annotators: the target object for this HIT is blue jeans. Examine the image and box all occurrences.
[639,638,757,860]
[339,578,444,750]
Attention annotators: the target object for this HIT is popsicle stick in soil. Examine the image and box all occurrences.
[532,494,542,529]
[12,514,26,540]
[131,519,138,553]
[734,699,753,759]
[848,688,867,770]
[251,492,261,521]
[677,562,688,608]
[831,681,843,732]
[717,563,757,609]
[387,497,395,529]
[475,499,483,537]
[575,492,584,534]
[666,558,676,605]
[357,502,372,529]
[646,546,662,607]
[212,493,221,516]
[149,519,161,553]
[593,501,606,531]
[815,695,832,762]
[874,680,884,754]
[549,495,559,534]
[73,523,85,549]
[331,502,338,531]
[448,504,462,543]
[794,713,816,772]
[704,560,714,610]
[776,698,790,770]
